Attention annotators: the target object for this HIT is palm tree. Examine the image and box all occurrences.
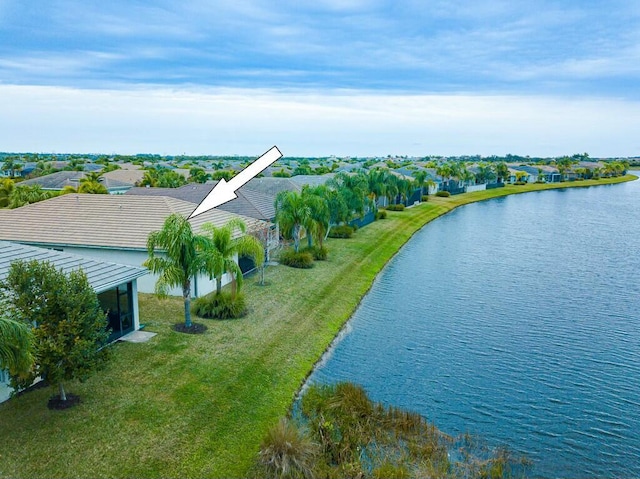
[201,218,264,297]
[0,316,33,376]
[79,173,108,194]
[0,178,14,208]
[144,214,216,328]
[8,184,52,208]
[275,190,311,253]
[301,186,330,248]
[494,162,509,184]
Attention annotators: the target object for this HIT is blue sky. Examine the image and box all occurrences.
[1,1,639,157]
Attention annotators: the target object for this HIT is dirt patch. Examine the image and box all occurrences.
[48,393,81,410]
[173,322,208,334]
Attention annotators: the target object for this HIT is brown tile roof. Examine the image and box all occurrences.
[100,169,145,186]
[0,194,268,250]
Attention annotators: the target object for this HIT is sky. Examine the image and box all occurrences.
[1,0,639,157]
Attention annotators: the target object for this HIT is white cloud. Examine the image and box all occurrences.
[0,85,638,157]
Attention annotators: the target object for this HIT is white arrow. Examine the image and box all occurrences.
[188,146,283,219]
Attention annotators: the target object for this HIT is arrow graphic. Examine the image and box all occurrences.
[188,146,283,219]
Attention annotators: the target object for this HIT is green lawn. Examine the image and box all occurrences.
[0,174,635,478]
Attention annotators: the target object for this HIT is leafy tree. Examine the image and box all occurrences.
[1,260,109,403]
[211,170,234,181]
[9,184,55,208]
[202,218,264,296]
[275,190,311,253]
[189,167,210,184]
[272,169,292,178]
[157,170,188,188]
[139,169,158,187]
[0,178,14,208]
[144,214,217,328]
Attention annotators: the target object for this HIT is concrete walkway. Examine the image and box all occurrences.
[118,330,157,343]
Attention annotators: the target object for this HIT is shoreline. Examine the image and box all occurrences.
[295,174,639,400]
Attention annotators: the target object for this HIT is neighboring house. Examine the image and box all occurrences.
[125,183,277,221]
[17,171,133,194]
[242,177,302,196]
[511,166,541,183]
[287,174,335,188]
[0,194,271,297]
[538,165,562,183]
[0,240,147,402]
[100,169,145,192]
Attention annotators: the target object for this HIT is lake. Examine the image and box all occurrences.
[308,177,640,478]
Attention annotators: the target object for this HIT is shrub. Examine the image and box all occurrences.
[328,225,354,239]
[514,181,526,185]
[421,195,429,202]
[435,190,450,197]
[192,291,247,319]
[376,210,387,220]
[386,204,405,211]
[257,418,317,479]
[279,249,314,268]
[302,245,328,261]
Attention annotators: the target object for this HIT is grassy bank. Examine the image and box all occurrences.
[0,174,635,478]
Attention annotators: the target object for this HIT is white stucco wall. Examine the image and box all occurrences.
[53,245,228,297]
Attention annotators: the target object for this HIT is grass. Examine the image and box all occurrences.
[0,174,635,478]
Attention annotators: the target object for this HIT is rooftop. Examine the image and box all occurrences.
[0,194,269,250]
[0,240,147,293]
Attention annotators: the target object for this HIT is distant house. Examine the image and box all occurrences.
[511,166,542,183]
[242,177,302,197]
[0,240,147,402]
[125,183,277,221]
[18,171,134,194]
[0,194,272,297]
[287,174,335,189]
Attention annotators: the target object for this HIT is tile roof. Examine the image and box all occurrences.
[18,171,133,190]
[0,240,147,293]
[0,194,269,250]
[241,177,301,196]
[100,169,145,186]
[125,183,276,220]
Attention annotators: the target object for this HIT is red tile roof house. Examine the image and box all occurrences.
[0,194,272,298]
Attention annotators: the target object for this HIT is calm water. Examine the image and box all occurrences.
[308,177,640,478]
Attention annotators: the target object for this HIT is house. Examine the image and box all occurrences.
[0,240,148,402]
[0,194,272,297]
[99,169,145,192]
[242,177,302,196]
[17,171,134,194]
[511,166,541,183]
[125,183,277,221]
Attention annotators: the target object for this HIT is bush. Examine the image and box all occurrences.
[376,210,387,220]
[302,245,328,261]
[386,204,405,211]
[435,190,450,197]
[257,418,317,479]
[192,291,247,319]
[279,249,314,268]
[421,195,429,202]
[514,181,526,185]
[328,225,354,239]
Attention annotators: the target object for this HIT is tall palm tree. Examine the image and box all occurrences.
[201,218,264,296]
[275,190,312,253]
[301,186,330,248]
[144,214,216,328]
[0,316,33,376]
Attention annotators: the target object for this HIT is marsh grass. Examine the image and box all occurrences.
[0,174,633,478]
